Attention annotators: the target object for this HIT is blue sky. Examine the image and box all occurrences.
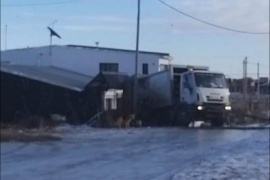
[1,0,269,78]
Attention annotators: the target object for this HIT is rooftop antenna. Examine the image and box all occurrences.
[47,21,61,56]
[49,20,57,28]
[95,41,99,47]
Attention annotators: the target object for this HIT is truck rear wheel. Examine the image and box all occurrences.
[175,111,190,127]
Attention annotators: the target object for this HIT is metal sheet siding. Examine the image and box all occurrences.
[1,45,168,77]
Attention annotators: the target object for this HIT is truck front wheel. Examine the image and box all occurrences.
[175,111,191,127]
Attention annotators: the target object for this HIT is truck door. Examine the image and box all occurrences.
[181,72,197,104]
[187,73,197,103]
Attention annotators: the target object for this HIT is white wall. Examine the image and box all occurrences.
[1,45,168,76]
[104,89,123,110]
[51,46,162,76]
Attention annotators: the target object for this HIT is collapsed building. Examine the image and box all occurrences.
[1,65,129,126]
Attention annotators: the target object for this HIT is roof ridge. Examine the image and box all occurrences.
[66,44,170,56]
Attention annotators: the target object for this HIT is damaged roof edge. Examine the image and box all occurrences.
[1,68,84,92]
[0,65,94,92]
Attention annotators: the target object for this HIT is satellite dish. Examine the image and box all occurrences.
[47,27,61,39]
[47,25,61,56]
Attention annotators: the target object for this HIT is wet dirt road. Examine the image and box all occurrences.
[1,127,269,180]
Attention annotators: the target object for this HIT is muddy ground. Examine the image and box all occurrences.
[1,125,269,180]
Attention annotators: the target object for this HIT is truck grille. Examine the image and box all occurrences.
[206,96,224,102]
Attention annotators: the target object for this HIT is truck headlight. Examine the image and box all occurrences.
[197,106,203,110]
[225,105,231,111]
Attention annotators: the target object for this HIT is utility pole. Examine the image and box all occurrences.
[133,0,141,117]
[50,34,52,56]
[5,25,7,50]
[257,62,260,99]
[243,57,248,101]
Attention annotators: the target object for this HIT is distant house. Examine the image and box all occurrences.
[1,45,171,77]
[227,77,269,95]
[260,81,270,94]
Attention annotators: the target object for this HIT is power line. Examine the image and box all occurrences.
[247,61,258,65]
[2,0,86,7]
[248,62,269,68]
[260,65,270,69]
[158,0,270,35]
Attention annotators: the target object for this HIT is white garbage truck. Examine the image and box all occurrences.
[136,65,231,126]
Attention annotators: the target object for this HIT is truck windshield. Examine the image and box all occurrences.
[195,73,227,88]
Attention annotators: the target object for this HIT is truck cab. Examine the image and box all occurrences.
[179,69,231,126]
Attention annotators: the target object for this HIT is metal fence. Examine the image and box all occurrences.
[230,93,269,119]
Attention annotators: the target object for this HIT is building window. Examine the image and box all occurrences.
[100,63,119,73]
[160,64,169,71]
[142,63,148,75]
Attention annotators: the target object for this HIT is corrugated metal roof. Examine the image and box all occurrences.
[0,64,93,92]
